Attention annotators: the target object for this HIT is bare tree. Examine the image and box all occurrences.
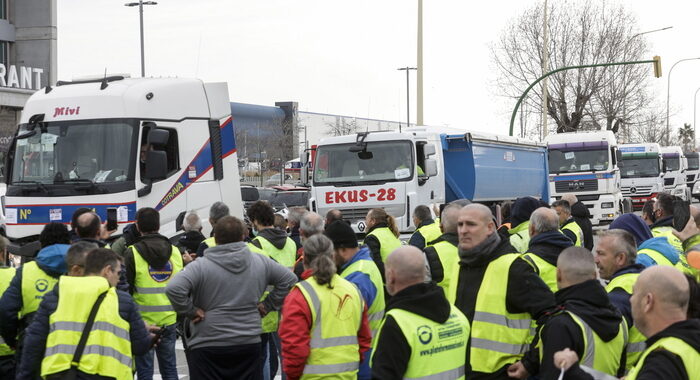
[492,0,655,136]
[326,118,359,136]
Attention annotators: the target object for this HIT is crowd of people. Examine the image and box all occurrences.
[0,191,698,380]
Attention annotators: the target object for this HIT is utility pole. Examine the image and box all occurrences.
[417,0,424,126]
[398,67,417,133]
[666,57,700,145]
[125,1,158,77]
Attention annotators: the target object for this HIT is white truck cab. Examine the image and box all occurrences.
[545,130,625,226]
[660,146,691,201]
[619,143,664,211]
[4,76,243,248]
[684,151,700,200]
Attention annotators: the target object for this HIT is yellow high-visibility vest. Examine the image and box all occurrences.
[131,244,183,326]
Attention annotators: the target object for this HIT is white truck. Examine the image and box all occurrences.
[684,151,700,200]
[660,146,691,201]
[4,76,243,249]
[544,130,628,226]
[619,143,664,211]
[303,127,550,234]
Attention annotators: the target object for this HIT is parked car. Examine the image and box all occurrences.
[265,173,293,187]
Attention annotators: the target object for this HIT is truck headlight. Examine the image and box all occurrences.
[601,202,614,209]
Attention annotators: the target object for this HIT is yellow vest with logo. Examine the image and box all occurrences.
[131,245,183,326]
[539,311,627,378]
[413,221,442,248]
[372,304,469,380]
[466,254,534,373]
[251,236,297,333]
[0,267,16,356]
[340,257,385,337]
[296,275,363,380]
[626,336,700,380]
[431,239,460,299]
[21,261,58,318]
[521,253,558,292]
[366,227,402,263]
[508,221,531,254]
[562,220,583,247]
[41,276,132,380]
[605,272,646,368]
[651,226,683,253]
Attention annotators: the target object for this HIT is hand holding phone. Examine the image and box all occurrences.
[106,207,118,231]
[673,200,691,231]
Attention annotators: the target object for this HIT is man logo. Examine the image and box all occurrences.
[35,279,49,292]
[149,260,173,283]
[417,325,433,345]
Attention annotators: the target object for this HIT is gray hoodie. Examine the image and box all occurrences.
[165,241,297,349]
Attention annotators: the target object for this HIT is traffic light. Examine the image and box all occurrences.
[653,56,662,78]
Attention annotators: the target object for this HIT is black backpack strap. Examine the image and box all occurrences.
[70,290,109,368]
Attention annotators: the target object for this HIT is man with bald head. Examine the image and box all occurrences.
[522,207,573,292]
[423,202,462,296]
[555,265,700,380]
[512,247,626,379]
[450,203,554,379]
[371,246,469,380]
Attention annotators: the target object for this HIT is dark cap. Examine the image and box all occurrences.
[324,220,358,249]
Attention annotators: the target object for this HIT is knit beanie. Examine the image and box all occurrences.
[324,220,358,248]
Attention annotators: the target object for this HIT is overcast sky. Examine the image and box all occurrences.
[58,0,700,138]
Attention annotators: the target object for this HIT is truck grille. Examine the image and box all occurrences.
[554,179,598,193]
[664,178,675,186]
[621,186,654,196]
[337,208,373,222]
[687,174,696,183]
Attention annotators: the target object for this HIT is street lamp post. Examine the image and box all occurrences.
[694,87,700,151]
[125,1,158,77]
[666,57,700,145]
[398,67,417,133]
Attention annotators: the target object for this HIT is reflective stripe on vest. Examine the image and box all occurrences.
[414,221,442,248]
[21,261,58,318]
[0,267,15,356]
[651,227,683,253]
[605,272,646,368]
[132,244,183,326]
[469,254,533,372]
[41,276,132,379]
[508,222,530,254]
[372,305,469,380]
[296,276,363,380]
[521,253,558,292]
[340,257,385,337]
[564,311,627,377]
[432,239,460,299]
[638,247,675,267]
[626,337,700,380]
[562,221,584,247]
[675,254,700,282]
[366,227,402,262]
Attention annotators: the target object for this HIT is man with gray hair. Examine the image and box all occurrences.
[177,211,206,260]
[287,207,307,250]
[510,247,627,379]
[293,211,325,279]
[423,202,461,295]
[196,202,230,256]
[521,207,573,292]
[596,228,646,369]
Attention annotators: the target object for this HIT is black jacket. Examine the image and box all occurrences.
[453,235,555,379]
[523,279,626,379]
[564,319,700,380]
[408,219,436,250]
[527,230,573,267]
[423,232,458,284]
[123,233,179,295]
[570,201,593,250]
[177,230,205,254]
[16,285,153,379]
[364,223,392,280]
[651,215,674,230]
[607,264,645,327]
[371,282,454,380]
[289,226,302,251]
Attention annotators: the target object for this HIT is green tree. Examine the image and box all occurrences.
[678,123,695,152]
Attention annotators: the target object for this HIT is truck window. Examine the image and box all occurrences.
[663,157,680,172]
[313,141,414,185]
[140,126,180,181]
[621,155,661,178]
[549,148,609,173]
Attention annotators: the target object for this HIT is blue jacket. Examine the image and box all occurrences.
[637,237,680,267]
[609,213,653,246]
[340,246,379,312]
[16,285,153,379]
[607,263,645,327]
[0,244,69,347]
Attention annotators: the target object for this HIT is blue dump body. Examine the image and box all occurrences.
[441,134,550,202]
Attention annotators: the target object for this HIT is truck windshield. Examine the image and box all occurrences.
[10,119,137,185]
[548,149,609,174]
[621,158,660,178]
[688,157,699,170]
[313,141,413,185]
[664,158,680,172]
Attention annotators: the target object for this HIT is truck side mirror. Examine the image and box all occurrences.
[614,149,622,166]
[148,128,170,146]
[424,159,438,177]
[144,150,168,180]
[423,144,436,157]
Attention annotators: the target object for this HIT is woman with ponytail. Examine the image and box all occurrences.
[363,208,402,280]
[279,234,372,380]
